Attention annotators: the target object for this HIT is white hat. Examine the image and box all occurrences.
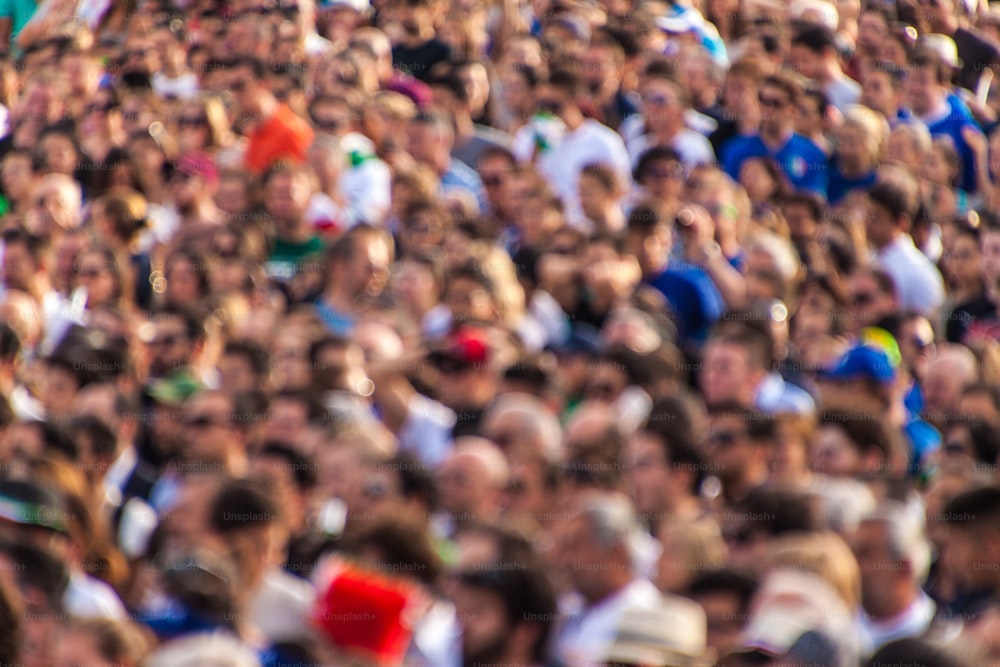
[919,34,963,69]
[604,594,712,666]
[320,0,371,12]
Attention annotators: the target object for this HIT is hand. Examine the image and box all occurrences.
[962,125,988,159]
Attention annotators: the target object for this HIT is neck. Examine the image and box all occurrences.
[867,586,919,621]
[585,574,632,607]
[760,125,792,147]
[323,286,357,314]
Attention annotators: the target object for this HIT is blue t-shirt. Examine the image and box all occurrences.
[722,133,828,197]
[923,94,983,193]
[826,161,877,205]
[645,262,725,352]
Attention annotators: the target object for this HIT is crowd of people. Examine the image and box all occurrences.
[2,0,1000,665]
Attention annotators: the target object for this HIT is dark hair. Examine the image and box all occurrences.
[819,410,895,465]
[737,486,825,536]
[869,61,908,89]
[945,418,1000,467]
[228,55,267,79]
[222,339,271,378]
[547,67,585,99]
[908,49,951,85]
[634,145,683,182]
[71,414,118,460]
[0,538,70,612]
[760,72,803,105]
[709,316,776,370]
[627,199,671,234]
[867,177,918,223]
[155,304,207,342]
[867,638,968,667]
[1,228,48,263]
[642,397,708,493]
[387,452,438,511]
[942,485,1000,534]
[791,22,838,53]
[209,478,280,534]
[0,323,18,364]
[347,515,442,586]
[685,568,759,611]
[256,441,317,490]
[782,191,826,222]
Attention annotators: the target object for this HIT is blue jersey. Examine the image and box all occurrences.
[923,94,983,193]
[645,262,725,352]
[722,133,828,197]
[827,161,877,205]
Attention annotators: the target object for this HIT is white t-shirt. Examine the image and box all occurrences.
[626,129,717,171]
[538,119,632,230]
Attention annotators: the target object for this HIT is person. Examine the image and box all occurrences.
[534,67,633,230]
[407,110,487,213]
[864,174,945,319]
[721,71,828,197]
[789,22,861,112]
[853,499,937,655]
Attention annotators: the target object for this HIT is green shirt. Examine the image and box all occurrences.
[266,235,324,282]
[0,0,37,46]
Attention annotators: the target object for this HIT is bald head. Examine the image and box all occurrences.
[437,437,510,524]
[481,393,563,464]
[564,401,621,455]
[924,344,979,420]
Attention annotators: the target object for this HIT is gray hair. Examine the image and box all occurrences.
[579,492,639,552]
[487,392,564,463]
[862,496,932,584]
[144,634,262,667]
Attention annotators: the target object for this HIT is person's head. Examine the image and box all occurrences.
[634,146,685,202]
[52,619,151,667]
[924,137,961,187]
[847,267,898,331]
[208,477,282,591]
[906,49,951,117]
[852,499,931,618]
[406,110,454,172]
[148,305,205,378]
[180,390,253,471]
[685,569,759,662]
[72,244,123,311]
[400,199,450,256]
[655,518,727,594]
[922,344,979,424]
[0,228,47,293]
[0,148,37,207]
[450,530,557,667]
[579,163,624,224]
[624,200,673,276]
[262,161,313,235]
[437,437,510,524]
[758,72,802,136]
[941,486,1000,592]
[27,174,82,237]
[536,67,586,128]
[705,404,773,496]
[811,410,895,477]
[224,56,270,115]
[857,7,891,57]
[941,221,982,293]
[864,173,919,249]
[641,71,689,136]
[700,324,773,408]
[837,105,889,172]
[861,62,906,119]
[789,22,839,80]
[325,224,394,300]
[555,492,639,603]
[625,404,707,518]
[770,412,816,483]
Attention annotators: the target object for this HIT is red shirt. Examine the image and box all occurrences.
[244,104,315,174]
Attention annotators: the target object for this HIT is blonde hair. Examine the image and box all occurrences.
[842,104,890,166]
[369,90,418,121]
[660,518,727,580]
[765,530,861,610]
[468,244,525,329]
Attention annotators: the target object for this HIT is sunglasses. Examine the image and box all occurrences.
[178,116,208,127]
[85,102,115,115]
[537,98,564,114]
[230,78,252,93]
[758,95,787,109]
[181,413,229,429]
[708,430,746,448]
[852,292,876,306]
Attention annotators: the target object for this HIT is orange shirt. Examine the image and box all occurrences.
[244,104,315,174]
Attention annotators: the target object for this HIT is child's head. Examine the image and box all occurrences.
[578,162,623,220]
[922,138,961,187]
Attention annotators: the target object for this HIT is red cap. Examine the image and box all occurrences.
[433,326,491,367]
[312,559,422,664]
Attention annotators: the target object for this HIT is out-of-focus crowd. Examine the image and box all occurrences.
[3,0,1000,666]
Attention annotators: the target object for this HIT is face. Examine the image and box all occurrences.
[73,250,116,308]
[1,153,32,201]
[864,198,899,249]
[861,69,897,117]
[922,360,966,416]
[264,172,310,228]
[642,78,684,132]
[788,45,823,81]
[51,629,115,667]
[982,229,1000,285]
[1,241,36,291]
[437,452,491,516]
[453,584,510,667]
[836,125,869,168]
[641,159,685,200]
[906,66,941,117]
[810,424,862,476]
[149,315,193,377]
[407,122,441,165]
[757,84,793,134]
[705,414,754,485]
[165,256,202,305]
[857,11,888,53]
[942,233,982,288]
[771,421,808,479]
[744,247,783,302]
[445,276,495,325]
[39,134,77,176]
[700,341,758,408]
[739,159,776,203]
[922,147,952,185]
[852,520,897,615]
[624,431,673,517]
[40,364,80,420]
[180,392,238,464]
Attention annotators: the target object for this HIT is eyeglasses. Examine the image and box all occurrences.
[708,430,746,448]
[537,98,564,114]
[481,175,505,187]
[646,163,684,180]
[85,102,115,115]
[149,333,183,347]
[178,116,208,128]
[181,413,230,429]
[851,292,876,306]
[758,95,787,109]
[643,93,676,107]
[313,117,345,132]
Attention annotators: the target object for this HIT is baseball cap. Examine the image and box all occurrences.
[428,326,491,370]
[816,328,901,385]
[147,373,202,407]
[0,480,67,533]
[604,594,712,666]
[174,152,219,185]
